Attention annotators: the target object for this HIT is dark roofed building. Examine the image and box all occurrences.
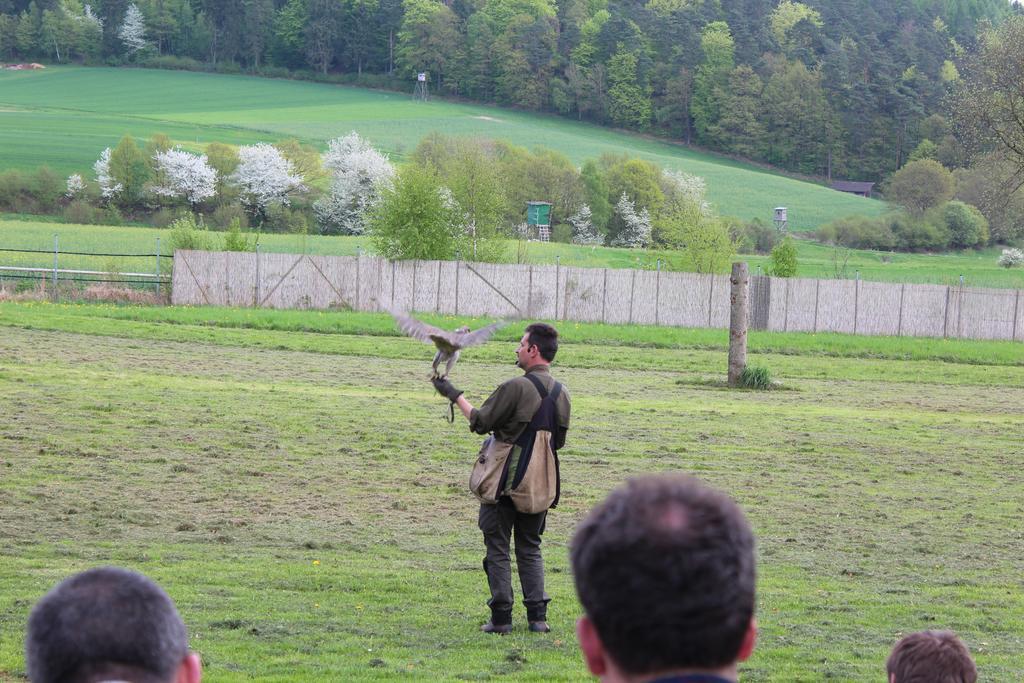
[831,180,875,198]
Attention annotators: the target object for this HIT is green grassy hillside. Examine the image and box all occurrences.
[0,66,886,229]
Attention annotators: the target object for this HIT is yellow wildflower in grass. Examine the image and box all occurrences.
[312,559,320,565]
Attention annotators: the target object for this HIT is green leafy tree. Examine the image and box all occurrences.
[680,216,735,273]
[205,142,240,203]
[580,160,611,235]
[240,0,274,68]
[16,7,40,57]
[491,141,581,230]
[952,16,1024,194]
[713,65,765,158]
[304,0,340,73]
[223,218,256,251]
[691,21,734,145]
[108,135,152,208]
[370,164,467,260]
[940,200,989,248]
[270,0,307,68]
[606,45,651,129]
[908,139,938,162]
[395,0,460,90]
[954,155,1024,243]
[769,0,822,55]
[602,156,664,215]
[767,236,797,277]
[762,58,837,175]
[886,159,955,215]
[443,141,507,262]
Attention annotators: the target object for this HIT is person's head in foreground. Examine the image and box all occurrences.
[570,474,757,683]
[25,566,201,683]
[886,630,977,683]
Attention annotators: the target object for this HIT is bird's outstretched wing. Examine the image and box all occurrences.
[388,309,447,345]
[453,320,511,348]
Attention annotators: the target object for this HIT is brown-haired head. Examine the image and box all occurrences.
[886,630,977,683]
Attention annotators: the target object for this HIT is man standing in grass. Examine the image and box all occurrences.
[432,322,570,635]
[570,475,758,682]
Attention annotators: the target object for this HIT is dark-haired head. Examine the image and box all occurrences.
[525,323,558,362]
[887,630,976,683]
[25,566,201,683]
[571,475,756,679]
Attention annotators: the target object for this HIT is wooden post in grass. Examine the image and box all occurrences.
[728,262,749,387]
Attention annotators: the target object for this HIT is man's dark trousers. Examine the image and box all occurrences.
[479,498,549,625]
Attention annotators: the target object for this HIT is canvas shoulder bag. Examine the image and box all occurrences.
[507,374,562,513]
[468,375,562,512]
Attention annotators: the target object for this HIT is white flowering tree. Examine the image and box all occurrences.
[662,169,711,215]
[150,148,218,208]
[93,148,122,200]
[118,3,148,54]
[65,174,86,199]
[568,204,602,245]
[997,248,1024,268]
[610,193,651,248]
[229,143,306,221]
[314,132,395,235]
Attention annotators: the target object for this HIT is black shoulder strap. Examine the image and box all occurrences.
[524,373,562,402]
[524,372,548,398]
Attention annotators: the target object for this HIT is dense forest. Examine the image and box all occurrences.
[0,0,1018,183]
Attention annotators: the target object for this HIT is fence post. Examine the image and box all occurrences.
[52,234,59,300]
[853,271,860,335]
[943,285,951,338]
[655,259,661,326]
[255,244,261,307]
[706,273,715,328]
[628,268,636,324]
[355,246,361,311]
[436,260,442,313]
[1013,289,1021,342]
[813,278,820,332]
[601,268,608,323]
[455,251,460,316]
[957,275,964,338]
[411,259,417,312]
[897,283,906,336]
[727,262,749,387]
[555,255,561,320]
[527,265,533,317]
[154,238,161,297]
[783,278,790,332]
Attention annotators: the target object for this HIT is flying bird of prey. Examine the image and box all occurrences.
[388,309,509,378]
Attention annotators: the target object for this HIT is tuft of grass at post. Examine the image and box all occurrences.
[738,365,774,390]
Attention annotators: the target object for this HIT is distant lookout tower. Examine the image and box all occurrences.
[414,72,429,102]
[773,206,788,233]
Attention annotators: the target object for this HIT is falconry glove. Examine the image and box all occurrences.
[432,377,464,403]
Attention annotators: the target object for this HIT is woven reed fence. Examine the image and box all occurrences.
[171,250,1024,342]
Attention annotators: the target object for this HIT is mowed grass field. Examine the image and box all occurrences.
[1,303,1023,681]
[3,218,1023,289]
[0,66,886,229]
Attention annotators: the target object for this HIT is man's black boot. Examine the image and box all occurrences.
[480,621,513,634]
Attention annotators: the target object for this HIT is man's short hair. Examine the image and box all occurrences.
[570,475,756,675]
[525,322,558,362]
[26,566,190,683]
[886,630,977,683]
